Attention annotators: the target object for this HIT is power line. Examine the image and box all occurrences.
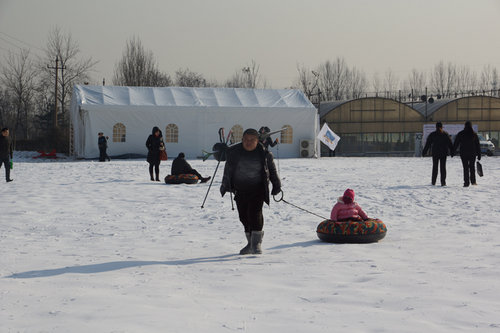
[0,31,45,53]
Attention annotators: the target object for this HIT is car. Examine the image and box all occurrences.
[478,134,495,156]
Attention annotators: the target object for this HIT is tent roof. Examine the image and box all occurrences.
[73,85,315,109]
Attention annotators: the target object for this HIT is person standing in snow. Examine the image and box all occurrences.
[98,132,110,162]
[220,128,281,255]
[0,127,13,182]
[258,126,279,150]
[146,126,165,181]
[422,122,454,186]
[171,152,211,183]
[330,189,369,221]
[453,121,481,187]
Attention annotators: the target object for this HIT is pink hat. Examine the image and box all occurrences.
[343,189,355,204]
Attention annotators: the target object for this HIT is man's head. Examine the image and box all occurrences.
[436,122,443,132]
[98,132,103,136]
[1,127,9,137]
[242,128,259,151]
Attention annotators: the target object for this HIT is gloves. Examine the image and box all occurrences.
[275,138,279,144]
[478,155,481,161]
[271,186,281,196]
[220,185,226,197]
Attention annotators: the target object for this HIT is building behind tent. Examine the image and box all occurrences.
[70,85,319,159]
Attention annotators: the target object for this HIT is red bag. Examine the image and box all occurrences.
[159,149,168,161]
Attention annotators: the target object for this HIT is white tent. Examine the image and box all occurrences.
[70,85,318,159]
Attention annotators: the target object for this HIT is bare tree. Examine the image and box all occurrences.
[1,49,38,140]
[479,64,499,93]
[455,65,477,96]
[383,69,399,98]
[40,27,97,124]
[431,61,457,97]
[372,72,382,96]
[225,60,265,88]
[175,68,207,87]
[113,36,172,87]
[407,69,427,100]
[295,64,318,99]
[347,67,367,99]
[318,57,349,101]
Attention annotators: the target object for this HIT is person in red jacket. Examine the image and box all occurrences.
[330,189,369,221]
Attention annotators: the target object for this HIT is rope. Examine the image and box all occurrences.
[273,191,329,220]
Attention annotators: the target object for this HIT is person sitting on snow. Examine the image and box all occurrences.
[171,152,211,183]
[330,189,369,221]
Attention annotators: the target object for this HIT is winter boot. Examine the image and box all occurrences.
[239,232,252,255]
[200,176,211,183]
[250,231,264,255]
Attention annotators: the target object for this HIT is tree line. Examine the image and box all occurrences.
[1,29,499,153]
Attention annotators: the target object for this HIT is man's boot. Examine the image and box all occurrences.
[239,232,252,255]
[200,176,211,183]
[250,231,264,254]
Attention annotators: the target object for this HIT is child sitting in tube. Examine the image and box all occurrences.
[330,189,369,221]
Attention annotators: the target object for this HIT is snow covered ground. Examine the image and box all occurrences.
[1,152,500,332]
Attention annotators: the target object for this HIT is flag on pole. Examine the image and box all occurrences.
[317,123,340,151]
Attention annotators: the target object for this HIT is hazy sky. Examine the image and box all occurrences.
[1,0,500,89]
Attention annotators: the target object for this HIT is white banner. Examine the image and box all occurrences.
[317,123,341,151]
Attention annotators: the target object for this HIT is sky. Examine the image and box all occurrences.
[1,0,500,89]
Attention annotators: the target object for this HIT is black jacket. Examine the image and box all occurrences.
[98,136,107,149]
[221,142,281,205]
[422,130,453,157]
[171,156,195,175]
[146,127,164,163]
[453,128,481,158]
[0,135,13,159]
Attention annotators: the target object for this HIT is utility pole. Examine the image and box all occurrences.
[47,56,66,129]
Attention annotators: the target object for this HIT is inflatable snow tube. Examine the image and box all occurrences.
[164,174,199,184]
[316,218,387,243]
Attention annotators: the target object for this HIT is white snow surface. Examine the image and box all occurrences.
[1,152,500,332]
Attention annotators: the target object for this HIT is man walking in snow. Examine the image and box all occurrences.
[453,121,481,187]
[220,128,281,255]
[422,122,454,186]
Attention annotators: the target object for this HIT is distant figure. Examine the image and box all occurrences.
[98,132,110,162]
[221,128,281,255]
[453,121,481,187]
[330,189,369,221]
[0,127,13,182]
[258,126,278,150]
[171,152,211,183]
[422,122,454,186]
[146,126,165,181]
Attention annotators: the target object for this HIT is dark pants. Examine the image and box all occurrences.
[460,155,476,186]
[99,147,109,162]
[431,155,447,185]
[0,156,11,181]
[148,160,160,180]
[235,190,265,232]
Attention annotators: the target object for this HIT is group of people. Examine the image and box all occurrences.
[422,121,482,187]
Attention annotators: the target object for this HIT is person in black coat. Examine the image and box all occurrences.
[453,121,481,187]
[171,152,211,183]
[98,132,110,162]
[258,126,278,150]
[422,122,454,186]
[220,128,281,255]
[145,126,165,181]
[0,127,13,182]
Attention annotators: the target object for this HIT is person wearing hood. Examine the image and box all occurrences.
[453,121,481,187]
[0,127,14,182]
[330,189,369,221]
[220,128,281,255]
[422,122,454,186]
[145,126,165,181]
[171,152,211,183]
[258,126,278,150]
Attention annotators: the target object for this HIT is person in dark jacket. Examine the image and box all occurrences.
[171,152,211,183]
[422,122,454,186]
[258,126,279,150]
[0,127,14,182]
[146,126,165,181]
[98,132,110,162]
[453,121,481,187]
[220,128,281,255]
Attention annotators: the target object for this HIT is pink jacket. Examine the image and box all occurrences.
[330,197,368,221]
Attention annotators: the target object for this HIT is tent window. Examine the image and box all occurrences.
[113,123,126,142]
[165,124,179,143]
[230,124,243,144]
[281,125,293,144]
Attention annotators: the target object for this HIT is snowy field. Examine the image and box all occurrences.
[1,152,500,332]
